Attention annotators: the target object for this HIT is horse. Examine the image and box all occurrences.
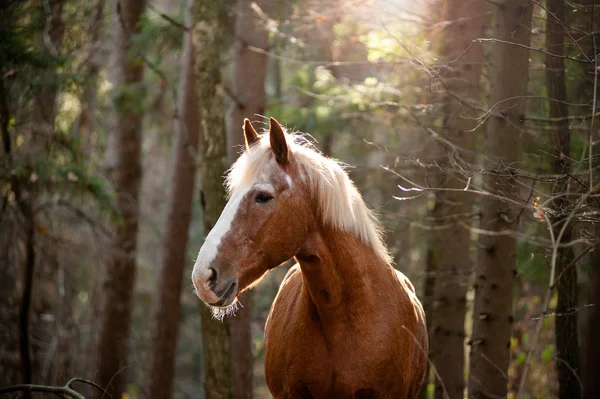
[192,117,428,399]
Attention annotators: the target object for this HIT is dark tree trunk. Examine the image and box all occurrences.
[468,2,532,398]
[579,4,600,398]
[194,0,234,397]
[144,1,200,397]
[419,249,436,399]
[428,1,485,398]
[545,1,581,398]
[91,0,146,397]
[583,224,600,399]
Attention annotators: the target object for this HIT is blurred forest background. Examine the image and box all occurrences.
[1,0,599,398]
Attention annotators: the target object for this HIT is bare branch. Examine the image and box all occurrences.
[147,3,190,31]
[474,37,589,64]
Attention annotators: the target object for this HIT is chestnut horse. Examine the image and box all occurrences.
[192,118,428,399]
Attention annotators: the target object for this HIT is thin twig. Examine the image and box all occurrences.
[516,182,600,398]
[474,38,589,64]
[532,0,594,64]
[523,111,600,122]
[147,3,190,31]
[551,242,597,290]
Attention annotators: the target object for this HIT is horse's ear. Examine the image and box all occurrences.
[243,118,260,149]
[269,117,289,165]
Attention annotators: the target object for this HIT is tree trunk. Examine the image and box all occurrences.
[579,5,600,398]
[226,0,272,155]
[419,248,436,399]
[30,0,67,388]
[225,1,273,397]
[428,2,485,398]
[144,1,200,398]
[18,203,35,399]
[468,2,532,398]
[194,0,235,398]
[91,0,146,397]
[77,0,105,156]
[583,224,600,399]
[545,1,581,398]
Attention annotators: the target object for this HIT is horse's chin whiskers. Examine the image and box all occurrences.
[209,298,241,322]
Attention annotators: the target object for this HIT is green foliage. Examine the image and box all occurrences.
[137,9,185,53]
[0,0,116,219]
[0,153,115,217]
[0,2,62,70]
[114,82,147,116]
[516,237,550,284]
[541,344,555,363]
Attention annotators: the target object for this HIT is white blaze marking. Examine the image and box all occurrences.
[191,157,281,292]
[192,188,248,281]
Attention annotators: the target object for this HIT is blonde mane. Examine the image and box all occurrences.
[226,129,393,265]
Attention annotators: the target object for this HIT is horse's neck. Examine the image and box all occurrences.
[295,226,391,324]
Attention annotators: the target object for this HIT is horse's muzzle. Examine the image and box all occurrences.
[213,279,238,306]
[192,264,238,306]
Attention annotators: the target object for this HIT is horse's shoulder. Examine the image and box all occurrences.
[392,268,427,330]
[281,262,301,286]
[393,268,416,294]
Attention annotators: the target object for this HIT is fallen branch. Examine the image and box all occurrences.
[0,377,112,399]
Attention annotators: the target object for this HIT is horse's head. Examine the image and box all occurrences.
[192,118,313,313]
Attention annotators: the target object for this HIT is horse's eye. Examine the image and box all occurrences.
[255,192,273,204]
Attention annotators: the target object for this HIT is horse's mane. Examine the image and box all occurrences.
[226,128,393,265]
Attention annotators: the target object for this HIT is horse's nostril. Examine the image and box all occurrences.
[208,266,218,290]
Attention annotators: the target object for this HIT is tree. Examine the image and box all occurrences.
[193,0,234,397]
[545,1,581,398]
[584,225,600,399]
[468,1,532,398]
[427,1,485,398]
[225,1,274,396]
[579,5,600,399]
[144,0,200,397]
[226,0,273,155]
[91,0,146,397]
[76,0,106,156]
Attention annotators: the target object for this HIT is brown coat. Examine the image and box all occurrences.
[265,229,427,399]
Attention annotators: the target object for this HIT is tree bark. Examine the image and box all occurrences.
[18,201,35,399]
[91,0,146,397]
[144,1,200,398]
[225,1,274,397]
[468,2,532,398]
[226,0,272,156]
[194,0,235,398]
[583,224,600,399]
[579,5,600,399]
[545,1,581,398]
[77,0,105,156]
[429,1,485,398]
[419,248,436,399]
